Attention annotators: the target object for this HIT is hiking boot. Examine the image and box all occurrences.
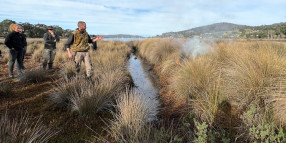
[86,76,92,82]
[9,74,15,78]
[48,63,53,70]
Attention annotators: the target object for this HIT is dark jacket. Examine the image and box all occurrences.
[20,33,27,48]
[43,32,60,49]
[92,41,97,51]
[5,31,26,51]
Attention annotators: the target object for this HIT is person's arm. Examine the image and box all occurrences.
[67,48,73,59]
[55,34,60,42]
[88,35,93,43]
[4,33,13,49]
[23,34,27,47]
[65,34,74,59]
[92,35,104,42]
[43,33,55,44]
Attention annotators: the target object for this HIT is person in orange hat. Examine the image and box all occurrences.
[4,24,26,78]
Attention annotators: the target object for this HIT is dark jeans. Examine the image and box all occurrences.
[8,49,23,76]
[15,47,26,69]
[22,46,26,62]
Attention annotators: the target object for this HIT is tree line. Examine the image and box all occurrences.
[240,23,286,39]
[0,19,73,38]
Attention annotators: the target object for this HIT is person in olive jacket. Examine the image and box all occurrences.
[43,26,60,70]
[4,24,26,78]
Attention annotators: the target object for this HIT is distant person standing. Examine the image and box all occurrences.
[4,24,26,78]
[92,35,98,51]
[16,25,27,69]
[65,21,103,79]
[43,26,60,71]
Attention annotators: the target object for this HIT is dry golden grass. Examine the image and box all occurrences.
[135,38,182,65]
[25,38,68,64]
[104,90,157,143]
[136,38,286,137]
[51,40,132,116]
[0,111,57,143]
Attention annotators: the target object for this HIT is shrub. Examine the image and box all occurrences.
[240,104,286,142]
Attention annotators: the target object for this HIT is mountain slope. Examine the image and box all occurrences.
[161,22,248,38]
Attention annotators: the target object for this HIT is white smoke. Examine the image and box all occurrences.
[182,36,215,59]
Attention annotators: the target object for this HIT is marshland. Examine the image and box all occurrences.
[1,35,286,142]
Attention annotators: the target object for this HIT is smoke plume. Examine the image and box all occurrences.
[182,36,215,59]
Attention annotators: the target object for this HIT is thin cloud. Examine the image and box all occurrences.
[1,0,286,36]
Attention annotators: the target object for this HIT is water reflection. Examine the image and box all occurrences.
[128,54,160,106]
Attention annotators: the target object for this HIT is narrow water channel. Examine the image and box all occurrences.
[128,53,160,111]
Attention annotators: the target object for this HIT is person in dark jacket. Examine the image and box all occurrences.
[15,25,27,69]
[43,26,60,70]
[91,35,98,51]
[5,24,26,78]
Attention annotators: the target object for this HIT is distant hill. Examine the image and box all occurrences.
[161,22,248,38]
[160,22,286,39]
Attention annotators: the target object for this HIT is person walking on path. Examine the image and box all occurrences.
[43,26,60,71]
[5,24,26,78]
[65,21,103,79]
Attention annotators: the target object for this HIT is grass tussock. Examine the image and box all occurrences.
[0,111,57,143]
[51,41,132,115]
[136,38,286,141]
[103,90,157,143]
[171,56,225,125]
[52,67,131,115]
[223,45,286,106]
[32,45,44,63]
[59,61,77,79]
[0,82,14,97]
[18,67,47,83]
[0,50,9,64]
[135,38,182,65]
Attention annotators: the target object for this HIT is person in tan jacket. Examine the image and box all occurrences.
[65,21,103,79]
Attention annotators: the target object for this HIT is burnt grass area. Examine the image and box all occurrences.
[0,54,112,143]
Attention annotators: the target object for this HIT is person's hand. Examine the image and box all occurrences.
[49,31,55,37]
[92,35,104,42]
[68,52,73,59]
[98,35,104,40]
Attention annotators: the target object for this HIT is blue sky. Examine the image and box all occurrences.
[1,0,286,36]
